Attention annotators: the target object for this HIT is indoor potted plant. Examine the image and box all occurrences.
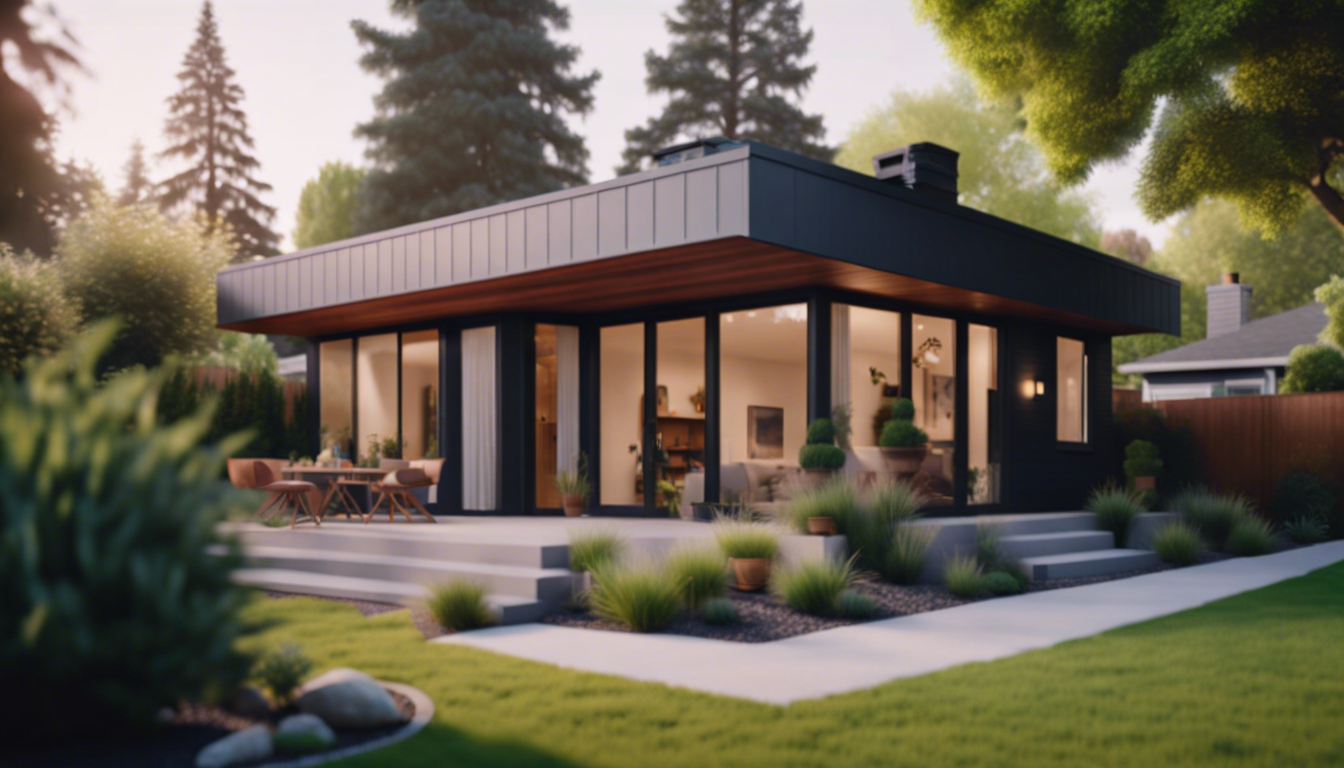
[715,523,778,592]
[878,398,929,477]
[555,454,591,517]
[799,417,846,482]
[1123,439,1163,492]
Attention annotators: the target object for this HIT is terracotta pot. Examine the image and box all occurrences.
[880,445,929,476]
[1133,475,1156,492]
[729,557,771,592]
[807,516,837,536]
[562,494,586,517]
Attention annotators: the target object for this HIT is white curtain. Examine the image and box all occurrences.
[831,303,851,413]
[556,325,580,476]
[461,326,497,509]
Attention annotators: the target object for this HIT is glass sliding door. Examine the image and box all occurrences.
[356,333,398,464]
[656,317,705,515]
[718,304,808,504]
[967,324,1000,504]
[400,330,439,460]
[833,304,902,449]
[911,314,955,506]
[462,326,497,510]
[535,324,580,508]
[599,323,643,506]
[319,339,354,459]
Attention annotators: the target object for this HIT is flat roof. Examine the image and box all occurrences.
[217,141,1180,337]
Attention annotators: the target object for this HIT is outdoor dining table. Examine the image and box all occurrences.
[281,466,388,521]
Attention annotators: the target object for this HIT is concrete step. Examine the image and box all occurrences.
[1020,549,1161,581]
[222,522,570,568]
[1000,530,1115,559]
[232,544,576,603]
[980,512,1098,537]
[233,568,545,624]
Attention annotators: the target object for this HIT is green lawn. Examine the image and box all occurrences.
[242,562,1344,767]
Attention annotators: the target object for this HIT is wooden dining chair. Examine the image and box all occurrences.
[365,468,437,524]
[253,461,320,529]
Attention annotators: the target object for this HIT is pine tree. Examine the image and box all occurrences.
[158,1,278,261]
[118,138,153,206]
[352,0,598,234]
[618,0,830,174]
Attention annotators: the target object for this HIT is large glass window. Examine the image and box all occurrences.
[911,314,955,506]
[462,326,498,510]
[599,324,643,506]
[1057,337,1088,443]
[400,330,439,461]
[319,339,353,459]
[833,304,902,448]
[657,318,705,514]
[536,324,580,508]
[356,333,398,464]
[719,304,808,504]
[968,324,1000,504]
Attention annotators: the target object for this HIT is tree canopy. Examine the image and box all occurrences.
[118,138,154,207]
[158,1,278,261]
[352,0,597,234]
[915,0,1344,237]
[293,161,366,250]
[1318,276,1344,351]
[618,0,830,174]
[836,79,1100,246]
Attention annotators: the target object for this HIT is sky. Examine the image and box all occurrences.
[51,0,1170,253]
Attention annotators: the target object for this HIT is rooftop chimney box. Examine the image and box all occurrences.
[651,137,743,167]
[1206,273,1252,339]
[872,143,959,202]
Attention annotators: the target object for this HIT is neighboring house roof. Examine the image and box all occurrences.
[278,354,307,379]
[1118,302,1327,374]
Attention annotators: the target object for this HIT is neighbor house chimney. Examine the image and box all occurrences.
[872,143,959,202]
[1206,272,1252,338]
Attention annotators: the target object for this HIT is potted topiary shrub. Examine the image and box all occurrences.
[878,398,929,476]
[799,417,845,480]
[555,454,591,517]
[1123,439,1163,492]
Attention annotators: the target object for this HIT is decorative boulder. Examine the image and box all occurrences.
[274,713,336,754]
[298,668,401,729]
[196,725,272,768]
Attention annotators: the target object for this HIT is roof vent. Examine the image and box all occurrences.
[872,143,959,202]
[651,137,743,167]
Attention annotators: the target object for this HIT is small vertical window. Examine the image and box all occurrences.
[1056,337,1088,443]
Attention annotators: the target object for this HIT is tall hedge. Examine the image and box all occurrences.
[0,244,80,376]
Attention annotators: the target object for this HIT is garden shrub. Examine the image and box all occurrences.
[1225,517,1278,557]
[974,525,1004,569]
[568,530,623,572]
[1271,471,1340,534]
[156,363,316,459]
[785,476,925,572]
[772,557,855,616]
[590,562,681,632]
[1173,487,1254,548]
[713,521,779,560]
[879,418,929,447]
[1279,344,1344,393]
[883,523,937,584]
[0,323,255,739]
[799,418,846,470]
[1122,440,1163,481]
[1283,515,1330,544]
[0,244,79,376]
[805,418,837,444]
[700,597,738,626]
[427,581,494,631]
[983,571,1022,595]
[663,546,727,611]
[1112,405,1200,493]
[835,589,878,619]
[1151,522,1205,566]
[942,554,984,597]
[1086,485,1145,547]
[273,732,329,754]
[255,645,313,707]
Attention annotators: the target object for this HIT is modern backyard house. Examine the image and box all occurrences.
[216,139,1180,517]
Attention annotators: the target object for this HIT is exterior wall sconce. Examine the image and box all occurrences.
[1035,381,1046,398]
[1022,379,1046,399]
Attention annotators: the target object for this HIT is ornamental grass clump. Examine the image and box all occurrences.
[1225,517,1279,557]
[0,323,256,739]
[713,521,779,560]
[835,589,878,619]
[784,476,867,544]
[589,561,681,633]
[772,557,856,616]
[663,546,728,611]
[255,645,313,707]
[568,530,624,573]
[943,554,984,598]
[1174,487,1255,548]
[1086,485,1145,547]
[1283,515,1330,544]
[700,597,739,626]
[883,523,938,585]
[427,580,495,631]
[1151,522,1205,566]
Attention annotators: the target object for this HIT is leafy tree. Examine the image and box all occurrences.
[836,79,1099,245]
[352,0,597,234]
[915,0,1344,236]
[1280,345,1344,394]
[39,158,104,235]
[158,1,278,261]
[117,138,154,206]
[0,243,79,375]
[58,196,234,373]
[619,0,829,174]
[191,331,279,378]
[293,161,365,249]
[1318,276,1344,350]
[0,0,82,255]
[1101,230,1153,267]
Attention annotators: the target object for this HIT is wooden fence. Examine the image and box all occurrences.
[191,366,307,422]
[1116,391,1344,512]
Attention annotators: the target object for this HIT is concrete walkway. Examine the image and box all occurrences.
[434,541,1344,705]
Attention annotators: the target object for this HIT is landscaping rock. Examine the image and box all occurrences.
[298,669,402,729]
[195,725,272,768]
[274,713,336,752]
[226,685,271,719]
